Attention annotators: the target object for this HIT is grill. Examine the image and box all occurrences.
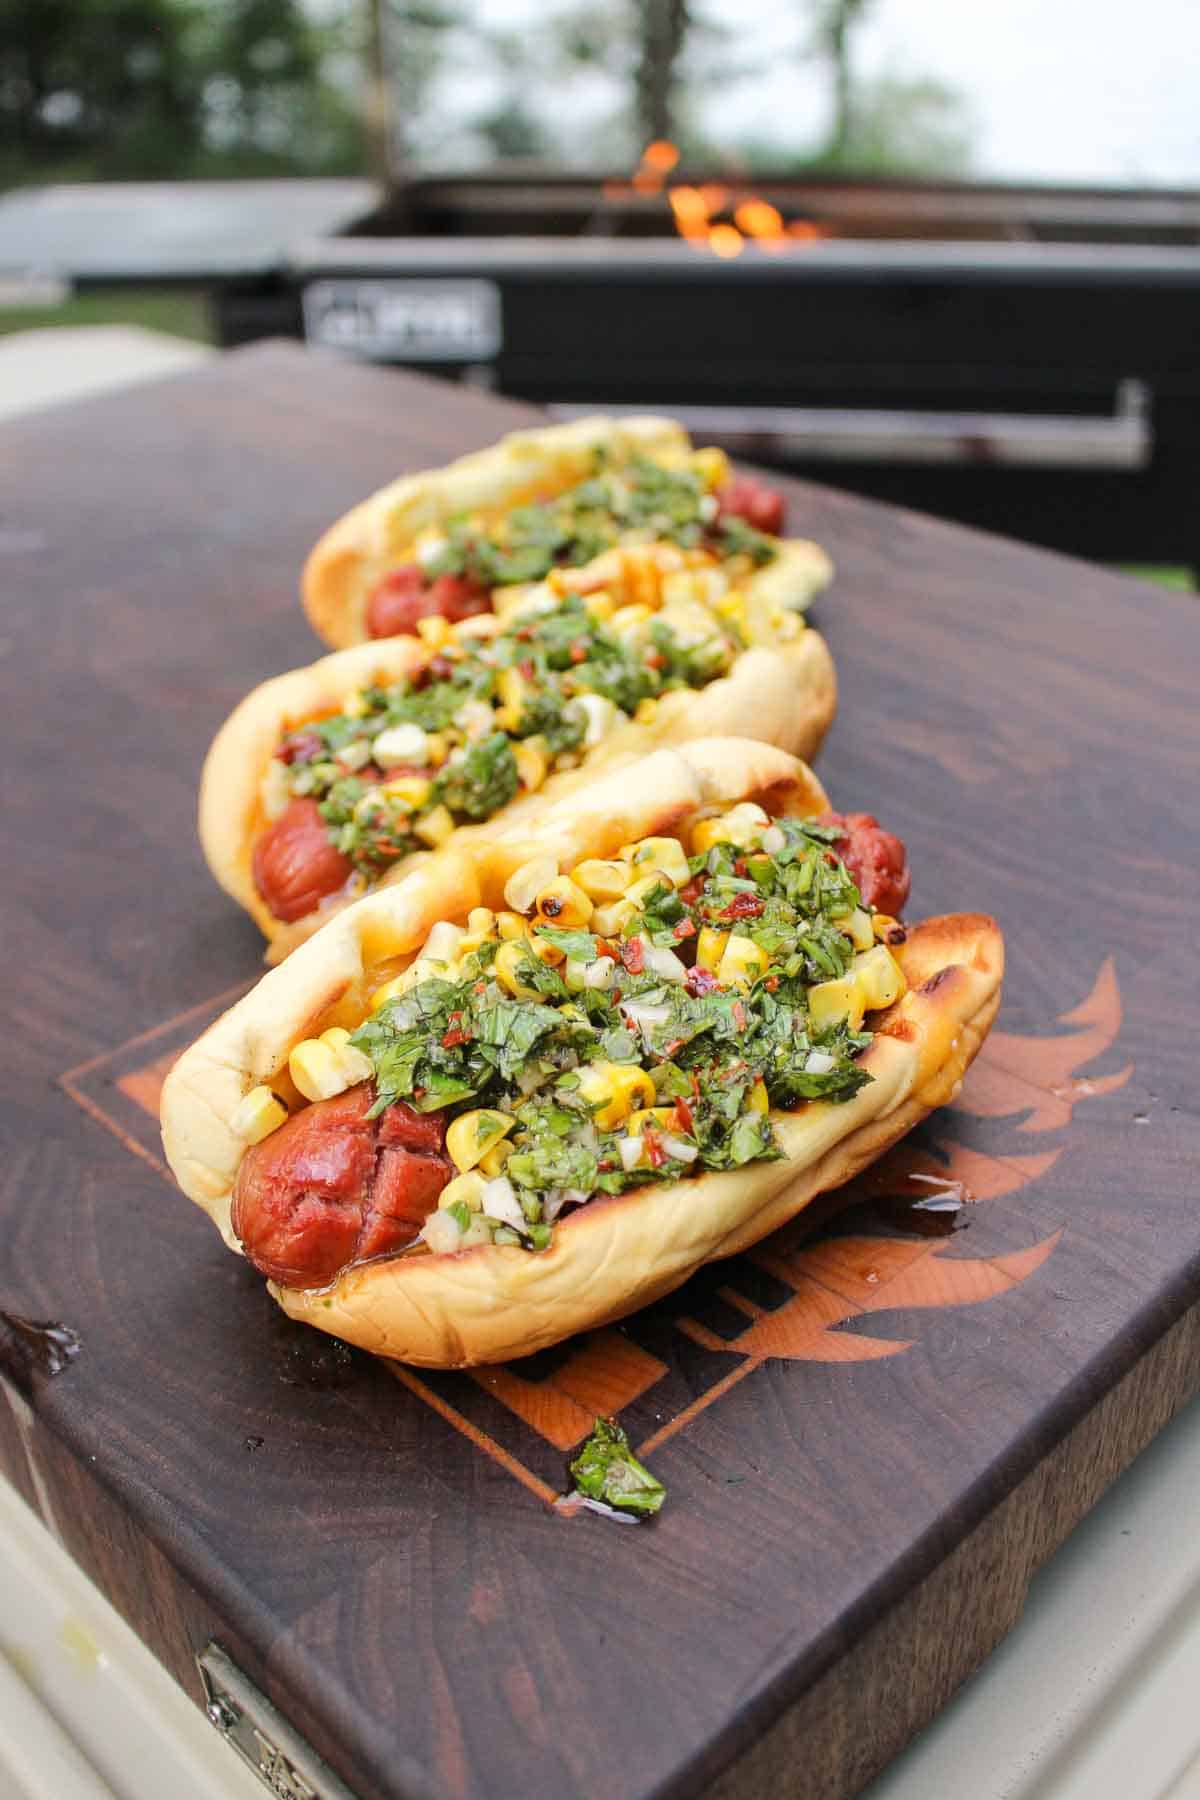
[215,174,1200,570]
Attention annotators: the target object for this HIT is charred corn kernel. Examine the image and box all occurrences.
[513,737,548,792]
[525,925,565,967]
[583,590,615,621]
[504,854,559,914]
[626,836,691,888]
[478,1138,514,1179]
[808,976,866,1032]
[494,940,543,999]
[416,615,453,649]
[838,907,875,952]
[571,858,633,902]
[231,1085,288,1144]
[467,907,496,939]
[438,1170,489,1214]
[341,689,370,718]
[496,910,526,941]
[748,1079,769,1115]
[414,804,455,848]
[372,722,429,766]
[591,898,635,937]
[577,1061,656,1131]
[634,696,659,725]
[718,934,770,990]
[289,1037,352,1103]
[535,876,594,929]
[853,945,907,1012]
[872,913,902,943]
[382,775,432,810]
[692,445,730,490]
[627,1107,676,1134]
[446,1109,515,1174]
[369,973,408,1011]
[696,925,729,971]
[611,603,654,640]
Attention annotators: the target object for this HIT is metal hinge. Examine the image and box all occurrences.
[197,1643,359,1800]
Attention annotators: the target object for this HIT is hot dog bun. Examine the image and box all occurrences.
[199,624,837,961]
[301,414,832,649]
[162,739,1003,1367]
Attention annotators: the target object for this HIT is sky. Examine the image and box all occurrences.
[443,0,1200,184]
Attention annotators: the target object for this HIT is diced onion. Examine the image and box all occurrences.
[574,692,619,746]
[660,1134,699,1164]
[372,722,429,766]
[481,1177,525,1232]
[805,1050,836,1074]
[621,1000,671,1036]
[760,824,785,854]
[618,1135,645,1171]
[421,1210,464,1256]
[642,943,687,984]
[421,920,466,964]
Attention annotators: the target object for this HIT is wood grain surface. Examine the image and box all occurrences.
[2,343,1199,1800]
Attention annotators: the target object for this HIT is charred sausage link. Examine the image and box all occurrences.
[252,797,353,924]
[366,564,491,639]
[716,474,787,536]
[816,811,911,917]
[232,1084,450,1288]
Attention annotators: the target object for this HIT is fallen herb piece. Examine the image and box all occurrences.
[569,1417,666,1518]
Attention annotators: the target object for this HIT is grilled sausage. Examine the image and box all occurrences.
[252,797,353,923]
[816,811,911,916]
[366,565,491,639]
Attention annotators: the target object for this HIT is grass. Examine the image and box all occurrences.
[0,287,214,343]
[1116,566,1197,592]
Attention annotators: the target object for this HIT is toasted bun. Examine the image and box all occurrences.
[199,624,837,959]
[163,737,1002,1368]
[300,412,833,649]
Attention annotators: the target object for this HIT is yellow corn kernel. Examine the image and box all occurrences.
[627,1107,676,1134]
[576,1061,656,1131]
[583,590,615,621]
[535,876,594,929]
[634,696,659,725]
[504,854,559,915]
[494,940,543,1000]
[438,1170,489,1214]
[231,1085,288,1145]
[571,859,633,903]
[625,835,691,888]
[340,689,370,718]
[713,592,748,636]
[839,907,876,952]
[621,549,661,610]
[525,925,565,967]
[496,910,526,941]
[496,667,528,715]
[513,737,548,793]
[369,973,408,1011]
[808,976,866,1032]
[695,926,729,971]
[446,1109,515,1174]
[853,945,907,1012]
[692,445,730,490]
[591,898,635,938]
[690,814,732,855]
[692,802,768,854]
[478,1139,514,1179]
[382,775,433,810]
[414,804,455,847]
[424,732,449,769]
[624,872,672,910]
[611,602,654,640]
[289,1038,350,1103]
[718,933,770,990]
[747,1078,769,1115]
[416,615,453,649]
[467,907,496,938]
[318,1027,374,1086]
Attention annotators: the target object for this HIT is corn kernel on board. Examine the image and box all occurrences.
[4,345,1200,1800]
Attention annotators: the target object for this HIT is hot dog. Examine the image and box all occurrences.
[301,414,833,651]
[202,536,838,960]
[162,738,1004,1368]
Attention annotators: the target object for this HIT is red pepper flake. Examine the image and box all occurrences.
[621,938,645,974]
[685,966,719,996]
[719,893,764,921]
[645,650,666,670]
[673,1097,695,1135]
[427,654,455,683]
[569,638,588,663]
[519,657,536,680]
[442,1027,471,1048]
[734,857,748,877]
[672,917,697,941]
[765,975,780,992]
[663,1037,686,1057]
[732,1001,747,1030]
[643,1129,667,1169]
[680,877,705,905]
[597,1158,616,1172]
[473,981,487,995]
[515,626,534,642]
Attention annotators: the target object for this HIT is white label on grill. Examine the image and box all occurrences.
[302,278,502,361]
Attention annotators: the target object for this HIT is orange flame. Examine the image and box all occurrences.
[607,143,825,257]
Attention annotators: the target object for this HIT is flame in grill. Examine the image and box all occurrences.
[619,142,823,257]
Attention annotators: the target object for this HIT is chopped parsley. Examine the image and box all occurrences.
[569,1418,665,1518]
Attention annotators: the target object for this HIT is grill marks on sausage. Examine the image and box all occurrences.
[815,811,912,917]
[232,1084,450,1288]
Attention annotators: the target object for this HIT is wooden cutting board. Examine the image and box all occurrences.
[3,344,1198,1800]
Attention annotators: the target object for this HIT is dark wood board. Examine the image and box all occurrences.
[3,343,1199,1800]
